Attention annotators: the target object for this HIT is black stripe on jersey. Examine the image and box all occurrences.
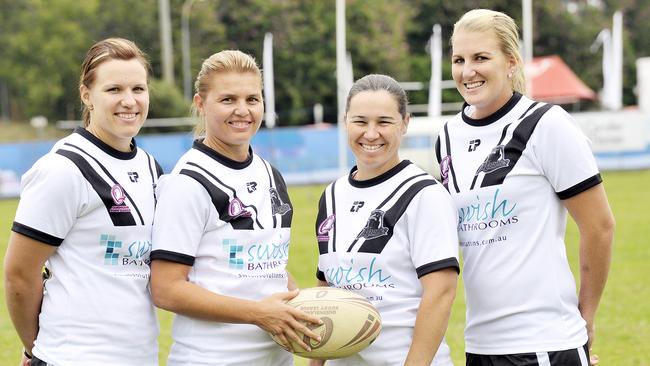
[376,173,427,209]
[518,101,539,119]
[557,174,602,200]
[347,173,428,252]
[154,160,164,177]
[146,153,159,208]
[470,123,512,190]
[435,136,442,164]
[56,149,137,226]
[331,180,338,252]
[12,222,64,246]
[416,257,460,278]
[63,143,146,225]
[186,162,264,229]
[443,123,460,193]
[270,166,293,228]
[180,169,256,230]
[316,191,329,255]
[262,162,277,228]
[150,249,195,266]
[356,179,437,254]
[480,104,554,188]
[316,269,326,281]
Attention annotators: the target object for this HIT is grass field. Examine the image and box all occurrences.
[1,170,649,365]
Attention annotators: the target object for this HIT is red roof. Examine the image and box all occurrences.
[525,55,597,104]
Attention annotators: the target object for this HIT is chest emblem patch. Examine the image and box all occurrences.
[356,209,389,240]
[476,145,510,174]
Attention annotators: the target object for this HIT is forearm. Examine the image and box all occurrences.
[5,272,44,351]
[153,277,259,324]
[577,227,613,324]
[404,270,457,365]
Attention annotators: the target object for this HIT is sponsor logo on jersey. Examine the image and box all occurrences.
[99,234,151,266]
[246,181,257,193]
[356,209,389,240]
[109,184,131,213]
[468,139,481,152]
[324,256,395,291]
[270,188,291,215]
[317,214,335,241]
[228,197,252,218]
[128,171,139,182]
[440,155,451,186]
[457,188,519,235]
[223,237,290,271]
[475,145,510,174]
[350,201,364,212]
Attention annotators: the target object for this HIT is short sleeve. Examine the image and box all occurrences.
[12,154,86,246]
[151,173,212,265]
[407,184,460,278]
[532,106,602,199]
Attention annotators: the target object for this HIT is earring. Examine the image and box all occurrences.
[507,73,512,79]
[87,104,94,111]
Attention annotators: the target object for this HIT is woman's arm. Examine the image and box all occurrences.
[564,183,615,350]
[150,259,323,352]
[404,268,457,366]
[4,232,57,355]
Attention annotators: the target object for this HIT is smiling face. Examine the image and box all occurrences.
[346,90,408,180]
[80,58,149,152]
[195,71,264,161]
[451,29,516,119]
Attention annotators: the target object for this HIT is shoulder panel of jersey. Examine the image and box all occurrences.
[315,160,438,256]
[437,94,553,193]
[174,141,292,230]
[55,129,160,226]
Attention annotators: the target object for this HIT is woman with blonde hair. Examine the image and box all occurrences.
[437,8,615,366]
[150,50,321,366]
[4,37,161,366]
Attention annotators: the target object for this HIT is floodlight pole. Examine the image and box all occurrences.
[159,0,175,84]
[182,0,204,101]
[522,0,533,96]
[336,0,348,174]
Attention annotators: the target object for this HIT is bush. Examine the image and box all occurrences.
[148,79,191,118]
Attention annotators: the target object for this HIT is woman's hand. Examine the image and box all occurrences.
[254,289,323,352]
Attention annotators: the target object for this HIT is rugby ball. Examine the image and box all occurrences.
[271,287,381,359]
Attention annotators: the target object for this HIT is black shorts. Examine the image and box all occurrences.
[466,343,590,366]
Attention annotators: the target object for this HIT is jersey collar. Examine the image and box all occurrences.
[193,139,254,169]
[74,127,138,160]
[349,160,411,188]
[461,92,522,127]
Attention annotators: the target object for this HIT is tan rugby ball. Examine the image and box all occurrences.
[271,287,382,359]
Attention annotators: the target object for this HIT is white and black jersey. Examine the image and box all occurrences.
[315,161,459,366]
[151,140,294,366]
[12,127,161,366]
[436,93,601,355]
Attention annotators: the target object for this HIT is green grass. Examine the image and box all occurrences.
[2,171,649,365]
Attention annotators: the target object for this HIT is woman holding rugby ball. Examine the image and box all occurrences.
[311,74,459,366]
[150,50,322,366]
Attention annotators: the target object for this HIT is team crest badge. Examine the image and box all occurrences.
[109,184,131,213]
[356,209,389,240]
[317,214,335,241]
[440,155,452,185]
[476,145,510,174]
[228,197,252,218]
[270,188,291,215]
